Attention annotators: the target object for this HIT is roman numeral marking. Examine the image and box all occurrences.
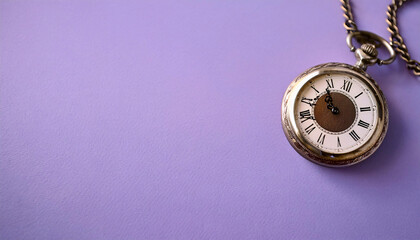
[358,120,370,129]
[299,109,313,123]
[337,136,341,148]
[360,107,371,112]
[326,79,334,88]
[317,133,325,145]
[305,124,315,135]
[301,97,314,106]
[311,86,319,93]
[355,92,363,98]
[349,130,360,141]
[340,80,352,92]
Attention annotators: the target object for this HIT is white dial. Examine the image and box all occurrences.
[294,73,378,154]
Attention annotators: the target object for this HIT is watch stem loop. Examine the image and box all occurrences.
[346,31,396,70]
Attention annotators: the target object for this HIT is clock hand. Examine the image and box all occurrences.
[325,88,340,114]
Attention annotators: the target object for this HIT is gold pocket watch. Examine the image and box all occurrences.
[281,0,419,167]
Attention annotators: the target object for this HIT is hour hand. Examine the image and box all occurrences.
[324,88,340,114]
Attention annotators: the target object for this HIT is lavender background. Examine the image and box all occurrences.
[1,0,420,239]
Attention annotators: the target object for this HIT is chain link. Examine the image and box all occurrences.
[387,0,420,75]
[340,0,358,33]
[341,0,420,75]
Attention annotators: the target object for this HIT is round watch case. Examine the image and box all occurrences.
[281,62,388,167]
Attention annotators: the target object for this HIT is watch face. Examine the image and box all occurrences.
[294,72,378,154]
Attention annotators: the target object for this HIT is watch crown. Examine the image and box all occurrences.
[361,43,378,58]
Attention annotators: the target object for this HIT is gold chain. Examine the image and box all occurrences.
[340,0,420,75]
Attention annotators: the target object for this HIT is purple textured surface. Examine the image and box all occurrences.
[1,0,420,239]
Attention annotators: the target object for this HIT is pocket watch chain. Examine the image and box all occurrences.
[341,0,420,75]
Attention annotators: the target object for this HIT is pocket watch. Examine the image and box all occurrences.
[281,0,419,167]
